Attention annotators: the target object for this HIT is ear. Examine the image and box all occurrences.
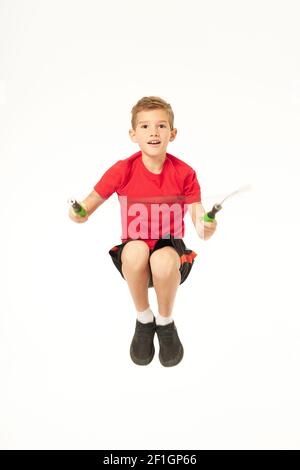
[129,128,137,142]
[169,128,177,142]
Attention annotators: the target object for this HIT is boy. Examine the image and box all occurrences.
[69,96,217,367]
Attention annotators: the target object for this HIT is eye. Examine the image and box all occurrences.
[140,124,167,128]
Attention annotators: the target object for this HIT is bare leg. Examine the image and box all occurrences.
[121,240,151,312]
[149,246,181,317]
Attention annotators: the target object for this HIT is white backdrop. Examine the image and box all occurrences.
[1,0,300,450]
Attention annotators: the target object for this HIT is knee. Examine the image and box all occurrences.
[150,248,181,279]
[121,240,150,272]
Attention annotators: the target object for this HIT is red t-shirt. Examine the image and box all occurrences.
[93,150,201,250]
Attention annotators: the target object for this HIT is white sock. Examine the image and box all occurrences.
[156,313,173,326]
[137,306,155,324]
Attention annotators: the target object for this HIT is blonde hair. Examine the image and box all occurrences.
[131,96,174,130]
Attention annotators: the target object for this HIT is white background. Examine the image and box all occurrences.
[1,0,300,450]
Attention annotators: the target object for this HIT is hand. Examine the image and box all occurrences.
[197,218,217,240]
[68,202,89,223]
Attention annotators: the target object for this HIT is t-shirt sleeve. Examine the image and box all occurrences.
[183,168,201,204]
[93,160,124,199]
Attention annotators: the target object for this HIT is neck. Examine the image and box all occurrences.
[141,151,166,172]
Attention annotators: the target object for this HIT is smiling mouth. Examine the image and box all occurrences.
[148,141,161,146]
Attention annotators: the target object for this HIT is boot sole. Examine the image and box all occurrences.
[130,344,155,366]
[159,344,184,367]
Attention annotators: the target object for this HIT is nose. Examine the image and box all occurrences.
[150,127,159,137]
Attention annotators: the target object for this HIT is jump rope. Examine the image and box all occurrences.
[68,184,251,222]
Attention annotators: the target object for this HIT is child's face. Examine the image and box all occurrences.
[129,109,177,158]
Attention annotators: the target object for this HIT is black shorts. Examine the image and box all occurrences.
[108,235,197,288]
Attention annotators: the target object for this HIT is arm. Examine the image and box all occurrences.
[69,190,106,223]
[187,201,217,240]
[81,190,106,216]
